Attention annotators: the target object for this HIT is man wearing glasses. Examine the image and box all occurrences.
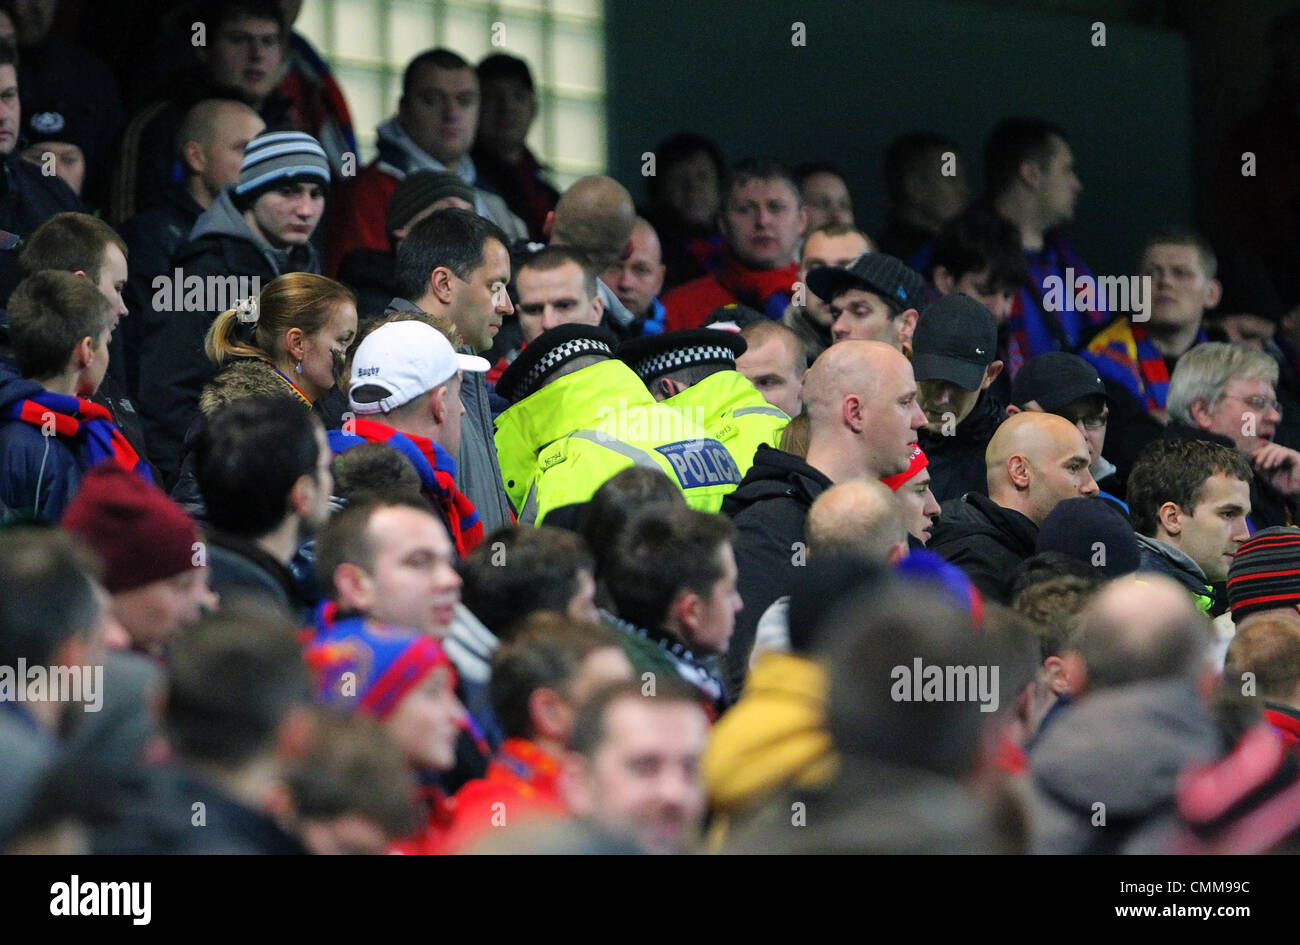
[1007,351,1126,509]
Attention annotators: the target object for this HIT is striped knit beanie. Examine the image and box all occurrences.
[1226,527,1300,621]
[305,619,456,720]
[233,131,331,208]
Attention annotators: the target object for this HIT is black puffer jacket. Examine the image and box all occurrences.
[928,492,1038,605]
[720,444,833,694]
[919,390,1005,507]
[0,153,82,304]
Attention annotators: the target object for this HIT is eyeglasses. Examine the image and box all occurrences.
[1227,394,1281,413]
[1056,409,1108,430]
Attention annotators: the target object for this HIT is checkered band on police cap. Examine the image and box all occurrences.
[496,323,617,404]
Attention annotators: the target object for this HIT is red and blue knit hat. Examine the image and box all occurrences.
[305,617,455,720]
[881,444,929,491]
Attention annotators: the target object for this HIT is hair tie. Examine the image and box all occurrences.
[234,296,260,325]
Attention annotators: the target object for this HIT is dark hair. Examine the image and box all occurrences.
[982,117,1068,200]
[724,157,800,207]
[578,467,685,582]
[287,710,418,839]
[402,47,472,98]
[568,678,703,758]
[0,36,18,69]
[477,53,533,91]
[19,213,127,282]
[646,132,725,203]
[330,443,423,507]
[394,208,509,302]
[489,614,620,740]
[1011,570,1103,661]
[459,526,594,639]
[194,395,323,538]
[883,132,961,205]
[7,271,112,379]
[315,497,435,599]
[519,244,597,298]
[0,528,101,670]
[202,0,286,35]
[928,207,1028,289]
[164,607,308,767]
[1127,438,1253,537]
[605,506,735,633]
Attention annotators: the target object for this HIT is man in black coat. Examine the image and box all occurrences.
[136,130,327,485]
[929,411,1099,604]
[722,340,927,693]
[913,293,1005,507]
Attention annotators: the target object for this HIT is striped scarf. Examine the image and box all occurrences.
[1007,234,1110,375]
[3,391,150,482]
[1088,320,1206,413]
[328,418,483,556]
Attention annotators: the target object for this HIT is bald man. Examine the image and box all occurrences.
[600,218,667,327]
[722,340,926,691]
[929,412,1099,603]
[546,175,639,336]
[1030,574,1219,854]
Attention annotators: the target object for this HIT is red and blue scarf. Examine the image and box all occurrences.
[1007,234,1111,375]
[328,418,483,556]
[3,391,151,482]
[1089,321,1207,413]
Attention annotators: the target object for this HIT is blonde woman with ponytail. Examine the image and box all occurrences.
[205,273,358,406]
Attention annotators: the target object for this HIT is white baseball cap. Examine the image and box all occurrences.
[349,320,489,415]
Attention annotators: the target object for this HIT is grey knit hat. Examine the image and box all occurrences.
[233,131,331,207]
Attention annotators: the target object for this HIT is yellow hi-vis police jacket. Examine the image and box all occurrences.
[661,370,789,479]
[495,359,743,524]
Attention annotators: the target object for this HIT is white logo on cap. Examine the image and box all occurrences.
[975,347,986,355]
[31,111,65,134]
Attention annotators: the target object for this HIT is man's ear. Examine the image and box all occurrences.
[1019,158,1043,191]
[1005,403,1021,419]
[932,265,955,294]
[654,377,684,400]
[431,384,450,424]
[541,210,555,240]
[1204,278,1223,310]
[981,360,1004,391]
[668,587,701,638]
[842,393,865,433]
[430,266,456,305]
[1157,500,1183,537]
[72,335,95,371]
[589,292,605,323]
[528,687,567,743]
[796,204,809,237]
[896,308,919,346]
[333,561,375,613]
[1007,453,1031,489]
[559,751,594,815]
[1188,399,1214,431]
[181,139,206,176]
[289,471,319,520]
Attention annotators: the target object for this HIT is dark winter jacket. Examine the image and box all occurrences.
[385,297,514,533]
[206,530,310,621]
[918,391,1004,507]
[0,153,83,305]
[1029,679,1221,854]
[0,371,85,521]
[137,189,320,485]
[721,444,834,694]
[928,492,1038,604]
[1135,533,1219,615]
[118,183,205,398]
[336,247,397,321]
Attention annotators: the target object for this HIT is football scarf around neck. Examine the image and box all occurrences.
[4,391,150,482]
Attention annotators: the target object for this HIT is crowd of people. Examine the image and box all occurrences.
[3,0,1300,855]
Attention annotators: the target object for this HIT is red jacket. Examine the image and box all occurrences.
[1264,705,1300,749]
[326,162,398,277]
[662,258,799,331]
[387,786,457,855]
[442,738,567,853]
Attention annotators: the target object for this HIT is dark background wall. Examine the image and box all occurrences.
[606,0,1221,279]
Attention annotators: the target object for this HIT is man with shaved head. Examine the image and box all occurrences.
[722,340,926,691]
[547,175,640,337]
[1029,575,1219,853]
[601,217,668,334]
[929,411,1099,603]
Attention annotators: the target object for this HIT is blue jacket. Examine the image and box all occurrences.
[0,365,84,521]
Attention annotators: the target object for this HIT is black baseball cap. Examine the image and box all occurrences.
[911,294,998,391]
[1010,351,1111,411]
[805,252,926,314]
